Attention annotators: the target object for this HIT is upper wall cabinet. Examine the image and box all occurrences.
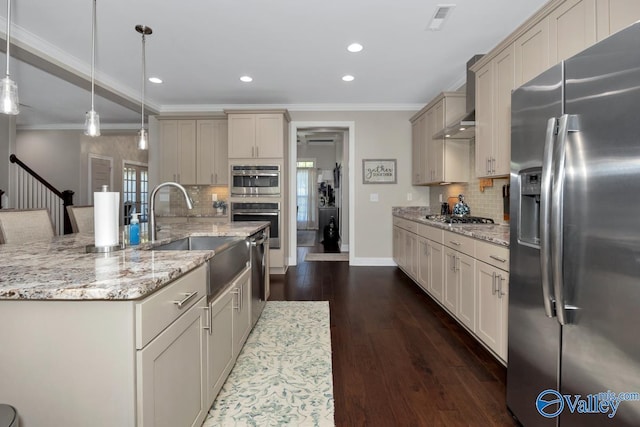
[475,45,514,178]
[410,92,468,185]
[197,120,228,185]
[514,18,550,87]
[596,0,640,40]
[227,111,291,159]
[159,119,228,185]
[548,0,596,65]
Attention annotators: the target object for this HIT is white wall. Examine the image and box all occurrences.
[0,116,14,207]
[14,130,146,206]
[290,111,429,264]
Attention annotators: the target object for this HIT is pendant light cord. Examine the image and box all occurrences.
[5,0,11,77]
[141,32,146,130]
[91,0,96,111]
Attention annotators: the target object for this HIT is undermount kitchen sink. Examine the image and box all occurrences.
[152,236,242,251]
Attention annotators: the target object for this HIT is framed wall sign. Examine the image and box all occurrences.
[362,159,397,184]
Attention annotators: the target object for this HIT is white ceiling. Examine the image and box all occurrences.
[0,0,549,129]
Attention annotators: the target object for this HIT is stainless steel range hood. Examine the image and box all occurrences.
[433,55,483,140]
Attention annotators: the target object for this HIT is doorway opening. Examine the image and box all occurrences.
[123,162,149,224]
[289,122,354,265]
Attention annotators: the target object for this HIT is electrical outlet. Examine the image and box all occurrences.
[370,193,379,202]
[439,194,443,203]
[211,193,218,201]
[407,193,413,201]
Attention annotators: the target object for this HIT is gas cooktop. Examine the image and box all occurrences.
[426,214,495,224]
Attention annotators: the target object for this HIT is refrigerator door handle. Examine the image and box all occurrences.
[551,114,579,326]
[540,117,557,318]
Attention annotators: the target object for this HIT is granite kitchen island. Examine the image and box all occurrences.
[0,221,269,427]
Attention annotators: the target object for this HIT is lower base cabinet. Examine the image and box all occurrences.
[206,267,252,405]
[393,216,510,365]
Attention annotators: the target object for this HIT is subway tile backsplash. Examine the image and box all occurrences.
[429,139,509,225]
[155,185,229,217]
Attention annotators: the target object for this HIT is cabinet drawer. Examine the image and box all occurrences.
[418,224,443,244]
[476,240,509,271]
[393,217,418,234]
[136,265,207,349]
[443,231,475,256]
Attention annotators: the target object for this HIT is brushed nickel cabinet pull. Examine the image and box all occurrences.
[173,291,198,309]
[490,255,507,263]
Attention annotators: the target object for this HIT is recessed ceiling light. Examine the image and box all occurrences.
[445,134,451,138]
[240,75,253,83]
[459,127,466,131]
[148,77,162,84]
[347,43,363,53]
[342,75,355,82]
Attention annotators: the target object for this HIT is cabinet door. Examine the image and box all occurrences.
[596,0,640,40]
[475,62,493,178]
[476,262,505,357]
[515,18,550,86]
[405,231,418,280]
[228,114,256,158]
[255,114,284,158]
[159,120,179,182]
[428,241,444,303]
[443,248,458,313]
[457,253,476,332]
[197,120,229,185]
[206,290,234,406]
[411,118,423,185]
[393,226,403,266]
[137,297,207,427]
[178,120,197,184]
[416,237,430,292]
[233,268,252,356]
[424,108,437,182]
[498,273,509,361]
[431,100,445,182]
[549,0,596,64]
[492,45,515,176]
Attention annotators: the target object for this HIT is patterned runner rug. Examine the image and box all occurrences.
[203,301,334,427]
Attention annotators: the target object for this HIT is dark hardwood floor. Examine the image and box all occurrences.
[269,246,517,426]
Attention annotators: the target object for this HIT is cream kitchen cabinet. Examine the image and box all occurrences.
[227,111,290,159]
[159,119,229,185]
[410,92,468,185]
[416,224,444,297]
[514,18,550,87]
[442,231,475,322]
[197,119,229,185]
[159,120,197,184]
[549,0,596,65]
[392,217,418,279]
[475,44,514,178]
[475,240,510,361]
[205,266,252,405]
[596,0,640,40]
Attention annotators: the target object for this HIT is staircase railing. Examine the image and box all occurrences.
[9,154,75,235]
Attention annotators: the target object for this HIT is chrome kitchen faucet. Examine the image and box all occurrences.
[149,182,193,242]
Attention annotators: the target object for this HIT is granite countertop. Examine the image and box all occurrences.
[0,221,268,301]
[392,207,510,247]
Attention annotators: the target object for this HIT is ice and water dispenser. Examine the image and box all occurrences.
[518,168,542,247]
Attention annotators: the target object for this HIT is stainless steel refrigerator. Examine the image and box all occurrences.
[508,22,640,426]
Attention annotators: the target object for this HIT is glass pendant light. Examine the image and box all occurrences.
[84,0,100,136]
[136,25,152,150]
[1,0,19,115]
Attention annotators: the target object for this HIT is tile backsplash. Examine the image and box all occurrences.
[155,185,229,216]
[429,139,510,224]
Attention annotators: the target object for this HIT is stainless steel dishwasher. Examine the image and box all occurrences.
[248,228,269,327]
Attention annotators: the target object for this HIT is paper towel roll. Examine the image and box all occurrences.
[94,191,120,247]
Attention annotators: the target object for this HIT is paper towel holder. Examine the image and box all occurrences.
[86,185,125,253]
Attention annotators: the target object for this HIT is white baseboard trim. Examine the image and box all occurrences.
[350,257,396,266]
[340,243,349,252]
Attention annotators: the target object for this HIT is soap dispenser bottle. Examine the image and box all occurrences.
[129,213,140,245]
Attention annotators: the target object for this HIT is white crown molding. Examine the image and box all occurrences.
[17,123,141,131]
[161,103,424,114]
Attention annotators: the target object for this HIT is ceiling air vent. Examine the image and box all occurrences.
[427,4,455,31]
